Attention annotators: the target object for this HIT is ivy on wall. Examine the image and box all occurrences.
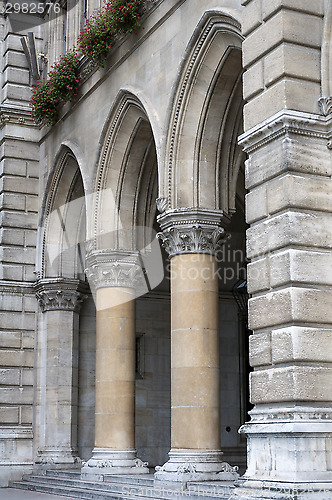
[30,0,146,126]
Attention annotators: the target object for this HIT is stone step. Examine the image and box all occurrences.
[10,472,233,500]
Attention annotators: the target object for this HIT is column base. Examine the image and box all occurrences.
[230,479,332,500]
[154,449,239,483]
[81,449,149,481]
[35,449,81,470]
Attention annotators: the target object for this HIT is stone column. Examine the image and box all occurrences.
[232,1,332,499]
[81,250,149,480]
[155,208,239,483]
[34,278,88,469]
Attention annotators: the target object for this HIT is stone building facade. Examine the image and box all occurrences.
[0,0,332,498]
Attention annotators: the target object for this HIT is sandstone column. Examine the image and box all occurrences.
[34,278,88,468]
[233,1,332,498]
[81,250,149,480]
[155,208,239,483]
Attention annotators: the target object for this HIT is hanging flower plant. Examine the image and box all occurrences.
[31,79,59,126]
[78,0,146,66]
[30,49,81,126]
[30,0,147,125]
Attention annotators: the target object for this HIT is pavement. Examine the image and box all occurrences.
[0,489,73,499]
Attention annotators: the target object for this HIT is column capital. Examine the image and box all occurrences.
[157,208,230,258]
[85,250,144,290]
[35,278,89,313]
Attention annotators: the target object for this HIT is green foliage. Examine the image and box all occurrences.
[77,0,146,66]
[31,50,80,126]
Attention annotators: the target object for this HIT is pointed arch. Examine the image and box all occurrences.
[37,145,87,279]
[163,10,244,213]
[90,90,159,253]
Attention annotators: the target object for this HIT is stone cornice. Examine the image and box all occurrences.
[157,208,230,258]
[85,250,145,290]
[35,278,89,313]
[239,110,332,153]
[0,106,39,129]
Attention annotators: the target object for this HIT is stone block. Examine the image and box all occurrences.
[0,386,34,405]
[3,67,30,86]
[244,78,321,130]
[246,211,332,259]
[269,249,332,288]
[22,368,34,386]
[0,193,26,211]
[247,258,270,294]
[262,0,324,20]
[247,174,332,224]
[0,407,19,424]
[271,327,332,363]
[4,50,29,70]
[243,60,264,100]
[24,229,37,247]
[249,332,272,367]
[0,141,39,162]
[0,331,21,349]
[242,0,262,37]
[250,366,332,403]
[0,349,34,367]
[0,159,27,177]
[0,293,23,312]
[0,176,38,196]
[264,44,320,88]
[245,134,332,189]
[243,10,322,68]
[0,228,24,246]
[2,83,32,103]
[21,406,33,424]
[0,211,38,230]
[0,246,36,265]
[0,368,20,386]
[249,288,332,330]
[0,264,24,281]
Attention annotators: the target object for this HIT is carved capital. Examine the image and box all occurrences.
[157,208,230,258]
[85,250,145,290]
[35,278,88,313]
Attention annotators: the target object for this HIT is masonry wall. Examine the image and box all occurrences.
[0,13,41,486]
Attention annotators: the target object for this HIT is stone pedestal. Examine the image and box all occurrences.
[34,278,88,470]
[81,251,149,480]
[155,209,239,483]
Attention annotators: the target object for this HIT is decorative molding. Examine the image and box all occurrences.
[319,96,332,117]
[0,107,38,129]
[85,250,144,290]
[35,278,88,313]
[157,208,230,257]
[156,197,167,213]
[239,110,332,153]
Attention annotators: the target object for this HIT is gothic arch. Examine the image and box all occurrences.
[91,91,159,253]
[37,145,87,279]
[163,10,245,213]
